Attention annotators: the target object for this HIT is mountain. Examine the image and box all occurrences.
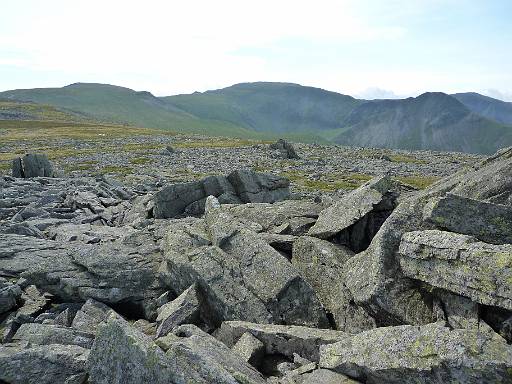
[0,83,261,138]
[2,83,512,153]
[333,92,512,154]
[162,82,362,133]
[452,92,512,125]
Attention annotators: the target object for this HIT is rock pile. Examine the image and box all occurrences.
[1,149,512,383]
[153,168,291,218]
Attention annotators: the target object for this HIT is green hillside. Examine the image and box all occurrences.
[163,82,362,133]
[2,83,512,153]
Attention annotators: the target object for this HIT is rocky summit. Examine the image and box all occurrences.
[1,144,512,384]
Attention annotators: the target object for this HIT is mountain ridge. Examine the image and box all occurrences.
[2,82,512,153]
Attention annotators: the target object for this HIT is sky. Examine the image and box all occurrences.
[1,0,511,100]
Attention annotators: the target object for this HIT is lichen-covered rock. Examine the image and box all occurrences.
[0,279,22,314]
[12,323,95,349]
[162,204,329,328]
[399,230,512,310]
[423,193,512,244]
[319,323,512,384]
[156,284,201,337]
[217,321,347,362]
[308,176,398,252]
[0,343,89,384]
[88,319,266,384]
[343,148,512,326]
[232,331,265,367]
[291,236,376,333]
[71,298,123,334]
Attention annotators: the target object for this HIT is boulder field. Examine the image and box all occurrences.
[1,148,512,383]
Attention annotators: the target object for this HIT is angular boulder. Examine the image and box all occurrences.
[270,139,300,159]
[292,236,376,333]
[153,169,290,218]
[320,323,512,384]
[0,343,89,384]
[423,193,512,245]
[88,319,265,384]
[308,176,398,252]
[156,283,201,337]
[12,153,55,178]
[217,321,347,362]
[162,204,329,328]
[399,230,512,310]
[12,323,95,349]
[343,148,512,326]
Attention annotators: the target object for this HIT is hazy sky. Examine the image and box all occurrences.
[1,0,511,100]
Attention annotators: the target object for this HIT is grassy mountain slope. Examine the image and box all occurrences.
[452,92,512,125]
[0,99,90,122]
[162,82,362,133]
[0,83,263,137]
[333,92,512,154]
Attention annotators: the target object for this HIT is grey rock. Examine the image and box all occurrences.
[156,284,201,337]
[0,343,89,384]
[162,208,329,328]
[12,323,95,349]
[88,319,266,384]
[132,319,157,336]
[12,153,55,178]
[270,139,300,159]
[228,168,290,203]
[319,322,512,384]
[217,321,347,362]
[283,368,361,384]
[308,176,397,252]
[71,298,124,334]
[423,193,512,244]
[0,280,22,314]
[399,229,512,310]
[292,236,376,333]
[232,331,266,367]
[342,150,512,326]
[153,180,206,218]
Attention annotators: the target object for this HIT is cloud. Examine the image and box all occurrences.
[356,87,404,100]
[482,89,512,102]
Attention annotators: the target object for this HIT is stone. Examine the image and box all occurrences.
[156,284,201,337]
[88,319,266,384]
[292,236,376,333]
[423,193,512,244]
[12,323,95,349]
[217,321,347,362]
[162,211,329,328]
[399,229,512,310]
[228,168,290,203]
[319,322,512,384]
[0,343,89,384]
[0,280,22,314]
[71,298,124,334]
[284,368,361,384]
[308,176,398,252]
[12,153,55,178]
[270,139,300,159]
[153,180,206,218]
[232,331,265,367]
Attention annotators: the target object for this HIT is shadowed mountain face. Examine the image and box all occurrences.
[333,92,512,154]
[2,83,512,154]
[452,92,512,125]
